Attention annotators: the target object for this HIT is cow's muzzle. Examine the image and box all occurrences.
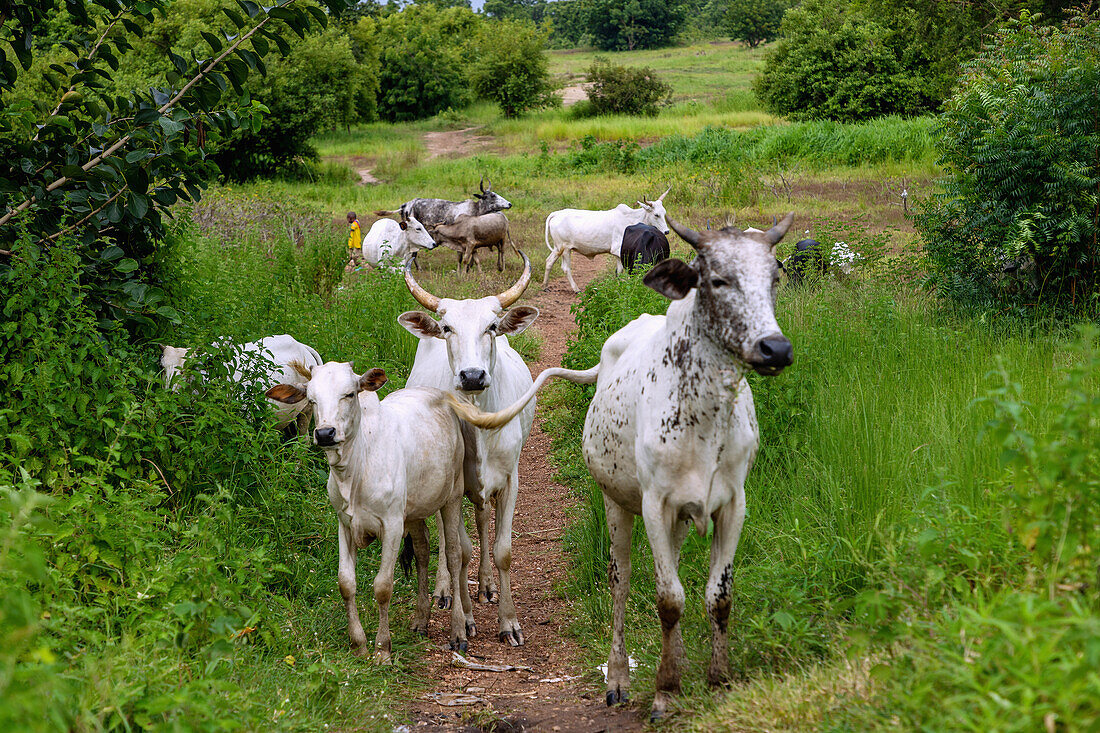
[458,368,490,392]
[748,334,793,376]
[315,426,338,446]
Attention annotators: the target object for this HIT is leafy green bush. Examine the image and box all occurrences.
[916,9,1100,313]
[583,0,687,50]
[754,0,938,122]
[374,5,477,122]
[725,0,789,48]
[585,57,672,117]
[469,20,559,118]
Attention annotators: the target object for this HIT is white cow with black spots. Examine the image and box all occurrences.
[447,214,797,720]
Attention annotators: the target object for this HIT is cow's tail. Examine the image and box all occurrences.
[374,209,400,217]
[445,365,599,430]
[544,214,555,253]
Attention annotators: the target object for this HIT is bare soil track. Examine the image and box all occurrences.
[406,254,645,732]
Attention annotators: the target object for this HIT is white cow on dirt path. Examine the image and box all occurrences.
[447,214,797,720]
[160,334,323,436]
[267,362,475,661]
[397,252,538,646]
[542,187,672,292]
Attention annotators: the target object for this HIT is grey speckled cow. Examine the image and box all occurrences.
[446,213,797,721]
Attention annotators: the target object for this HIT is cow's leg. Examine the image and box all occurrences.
[604,495,633,706]
[496,243,504,272]
[561,248,579,292]
[372,521,402,664]
[337,522,368,656]
[494,473,523,645]
[542,246,562,286]
[440,497,470,652]
[474,497,496,603]
[642,494,689,721]
[707,490,746,686]
[458,503,476,637]
[615,255,624,275]
[432,510,452,609]
[409,518,432,635]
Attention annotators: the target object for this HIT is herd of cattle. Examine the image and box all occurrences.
[161,179,852,720]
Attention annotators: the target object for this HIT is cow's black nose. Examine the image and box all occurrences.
[315,427,337,446]
[754,335,793,368]
[459,368,489,391]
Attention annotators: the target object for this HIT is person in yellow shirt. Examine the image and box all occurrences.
[347,211,363,266]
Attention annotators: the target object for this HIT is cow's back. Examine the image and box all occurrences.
[621,224,670,273]
[363,219,403,263]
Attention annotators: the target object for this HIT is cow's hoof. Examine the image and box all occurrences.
[466,622,477,638]
[434,595,452,610]
[498,629,524,646]
[649,709,664,723]
[411,622,429,636]
[352,645,370,659]
[373,650,392,665]
[605,689,628,706]
[449,639,468,653]
[477,589,498,604]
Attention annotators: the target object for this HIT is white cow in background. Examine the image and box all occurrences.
[448,214,797,721]
[267,362,474,660]
[362,213,437,268]
[543,187,672,292]
[397,252,538,646]
[160,334,323,435]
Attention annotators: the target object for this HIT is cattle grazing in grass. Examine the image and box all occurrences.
[397,252,538,646]
[375,178,512,231]
[782,238,861,285]
[362,213,437,268]
[160,334,323,436]
[266,362,474,661]
[620,223,670,274]
[431,212,519,274]
[448,214,797,720]
[543,187,672,292]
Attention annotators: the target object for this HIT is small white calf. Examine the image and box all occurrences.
[362,214,437,267]
[543,187,672,292]
[160,334,323,435]
[267,362,474,661]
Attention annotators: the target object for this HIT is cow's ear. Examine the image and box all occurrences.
[398,311,444,339]
[267,384,307,404]
[399,220,408,231]
[497,306,539,336]
[358,368,388,392]
[643,259,698,300]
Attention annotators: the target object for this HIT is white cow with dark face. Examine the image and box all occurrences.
[447,214,797,720]
[397,253,538,646]
[160,334,323,436]
[542,187,672,292]
[267,362,474,661]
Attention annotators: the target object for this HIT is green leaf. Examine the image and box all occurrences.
[100,245,124,261]
[128,192,149,220]
[116,258,139,273]
[201,32,223,53]
[156,305,181,323]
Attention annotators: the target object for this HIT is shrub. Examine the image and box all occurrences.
[915,9,1100,313]
[754,0,938,122]
[470,20,559,117]
[584,0,687,50]
[374,5,476,122]
[725,0,788,48]
[585,57,672,116]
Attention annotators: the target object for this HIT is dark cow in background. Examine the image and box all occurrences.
[782,238,826,286]
[375,178,512,232]
[620,223,670,274]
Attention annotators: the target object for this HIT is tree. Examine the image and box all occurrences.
[915,9,1100,312]
[483,0,549,23]
[725,0,788,48]
[469,20,559,117]
[0,0,340,335]
[753,0,937,122]
[545,0,591,48]
[374,5,476,121]
[585,0,686,51]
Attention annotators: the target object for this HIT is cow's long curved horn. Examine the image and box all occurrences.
[404,259,441,312]
[496,250,531,308]
[667,217,704,249]
[763,212,795,245]
[658,185,671,201]
[479,177,487,193]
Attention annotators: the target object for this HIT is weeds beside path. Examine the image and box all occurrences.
[407,254,645,732]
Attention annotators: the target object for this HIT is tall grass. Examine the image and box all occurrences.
[545,267,1078,716]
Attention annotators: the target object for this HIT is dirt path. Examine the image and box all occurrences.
[423,127,498,160]
[407,254,645,732]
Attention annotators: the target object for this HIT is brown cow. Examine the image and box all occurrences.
[431,212,518,274]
